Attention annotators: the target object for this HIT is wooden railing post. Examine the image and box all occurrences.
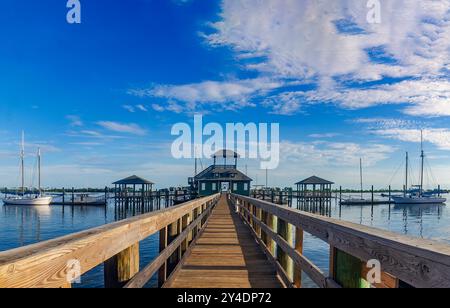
[158,227,168,287]
[294,228,304,288]
[104,243,140,288]
[265,212,276,257]
[181,213,190,255]
[256,207,262,238]
[329,247,368,288]
[167,220,180,274]
[277,218,294,281]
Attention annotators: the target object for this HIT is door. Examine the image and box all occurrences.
[221,182,230,192]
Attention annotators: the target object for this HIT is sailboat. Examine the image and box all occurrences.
[341,158,374,205]
[2,132,53,206]
[391,131,446,205]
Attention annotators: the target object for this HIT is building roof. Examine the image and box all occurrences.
[211,149,240,159]
[113,175,155,185]
[195,165,252,182]
[295,176,334,185]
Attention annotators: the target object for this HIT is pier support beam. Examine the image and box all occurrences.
[104,243,140,288]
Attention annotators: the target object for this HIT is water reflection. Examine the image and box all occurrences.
[1,194,449,288]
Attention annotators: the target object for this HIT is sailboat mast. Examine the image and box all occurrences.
[21,131,25,196]
[38,148,41,195]
[420,130,425,196]
[405,152,409,197]
[360,158,363,200]
[194,158,197,176]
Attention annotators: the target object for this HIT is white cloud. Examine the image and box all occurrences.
[308,133,341,139]
[280,140,394,167]
[305,78,450,116]
[130,78,282,112]
[208,0,450,81]
[373,128,450,151]
[136,104,148,112]
[354,117,450,151]
[97,121,147,136]
[152,104,165,112]
[123,105,136,113]
[66,115,83,127]
[127,0,449,117]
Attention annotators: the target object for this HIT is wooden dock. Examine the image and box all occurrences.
[165,196,283,288]
[1,193,450,288]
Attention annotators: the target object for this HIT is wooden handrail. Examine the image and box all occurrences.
[230,194,450,288]
[124,203,214,288]
[0,194,220,288]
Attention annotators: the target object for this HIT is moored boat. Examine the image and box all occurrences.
[391,131,446,205]
[2,133,52,206]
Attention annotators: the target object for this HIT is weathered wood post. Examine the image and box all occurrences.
[371,185,374,214]
[294,227,304,288]
[181,213,191,254]
[71,187,75,205]
[262,211,276,256]
[62,187,65,204]
[104,243,140,288]
[329,247,369,288]
[105,186,108,205]
[277,218,294,281]
[167,219,181,274]
[256,207,262,237]
[158,226,168,287]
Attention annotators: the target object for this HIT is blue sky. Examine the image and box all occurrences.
[0,0,449,189]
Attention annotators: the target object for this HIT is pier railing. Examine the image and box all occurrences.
[0,194,220,288]
[230,194,450,288]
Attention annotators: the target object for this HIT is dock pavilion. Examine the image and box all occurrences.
[189,150,252,197]
[295,176,334,212]
[113,175,154,208]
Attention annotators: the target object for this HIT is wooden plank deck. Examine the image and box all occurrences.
[165,195,284,288]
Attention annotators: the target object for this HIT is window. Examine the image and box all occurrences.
[201,183,206,191]
[244,183,248,191]
[212,183,217,191]
[233,183,238,191]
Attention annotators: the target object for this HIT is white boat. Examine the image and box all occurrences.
[3,196,53,206]
[391,195,446,205]
[341,158,375,206]
[2,132,52,206]
[391,131,446,205]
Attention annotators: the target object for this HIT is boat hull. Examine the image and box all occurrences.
[391,196,446,205]
[2,196,53,206]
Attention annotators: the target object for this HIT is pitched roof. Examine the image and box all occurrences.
[113,175,154,185]
[195,165,252,182]
[211,149,240,158]
[295,176,334,185]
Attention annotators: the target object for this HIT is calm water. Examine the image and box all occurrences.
[300,193,450,287]
[0,193,449,288]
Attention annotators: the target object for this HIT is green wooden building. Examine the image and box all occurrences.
[189,150,252,197]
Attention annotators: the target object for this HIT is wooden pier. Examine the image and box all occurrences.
[1,193,450,288]
[164,196,283,288]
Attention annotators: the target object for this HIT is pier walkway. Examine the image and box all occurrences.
[1,193,450,288]
[165,195,283,288]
